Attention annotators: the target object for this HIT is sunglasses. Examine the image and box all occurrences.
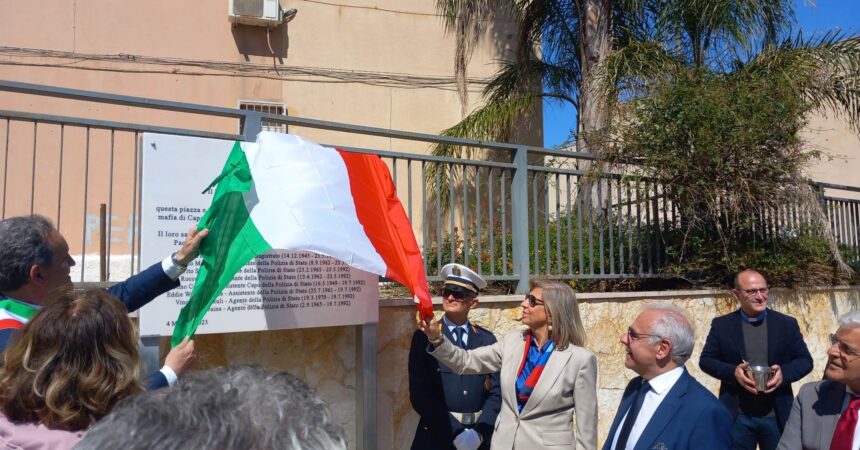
[442,288,475,301]
[525,294,544,307]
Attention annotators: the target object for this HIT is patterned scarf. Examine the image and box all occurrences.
[515,333,555,411]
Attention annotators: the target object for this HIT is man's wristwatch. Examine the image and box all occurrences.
[429,335,443,347]
[171,252,188,269]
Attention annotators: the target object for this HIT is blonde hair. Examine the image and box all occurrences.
[0,289,143,431]
[530,279,586,350]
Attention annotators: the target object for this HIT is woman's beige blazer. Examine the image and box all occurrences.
[430,329,597,450]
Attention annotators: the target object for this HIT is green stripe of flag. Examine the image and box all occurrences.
[0,299,38,321]
[171,141,272,346]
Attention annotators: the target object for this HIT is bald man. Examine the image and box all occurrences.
[699,270,813,450]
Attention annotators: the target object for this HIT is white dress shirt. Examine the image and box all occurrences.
[611,366,685,450]
[441,316,469,346]
[839,387,860,450]
[161,254,189,281]
[158,254,189,386]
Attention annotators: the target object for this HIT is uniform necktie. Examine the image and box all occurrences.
[453,328,466,348]
[615,380,651,450]
[831,394,860,450]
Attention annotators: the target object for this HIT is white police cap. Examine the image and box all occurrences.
[440,263,487,295]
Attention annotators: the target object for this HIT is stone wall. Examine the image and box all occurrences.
[163,287,860,449]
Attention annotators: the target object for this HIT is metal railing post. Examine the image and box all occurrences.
[356,322,377,450]
[241,111,263,142]
[511,146,530,293]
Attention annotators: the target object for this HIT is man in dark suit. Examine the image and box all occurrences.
[604,303,732,450]
[409,263,501,450]
[0,215,206,388]
[777,311,860,450]
[700,270,813,450]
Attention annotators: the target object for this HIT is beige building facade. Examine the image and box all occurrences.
[0,0,538,270]
[2,2,859,449]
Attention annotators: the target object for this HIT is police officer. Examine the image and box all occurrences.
[408,264,501,450]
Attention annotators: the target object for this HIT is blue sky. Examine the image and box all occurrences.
[542,0,860,148]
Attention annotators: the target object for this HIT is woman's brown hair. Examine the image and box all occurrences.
[0,289,143,431]
[529,279,586,350]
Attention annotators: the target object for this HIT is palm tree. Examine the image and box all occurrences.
[430,0,860,276]
[432,0,795,151]
[427,0,613,210]
[433,0,610,155]
[427,0,797,199]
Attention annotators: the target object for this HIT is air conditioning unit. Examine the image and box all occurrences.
[228,0,283,27]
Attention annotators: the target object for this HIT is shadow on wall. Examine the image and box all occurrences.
[232,23,291,61]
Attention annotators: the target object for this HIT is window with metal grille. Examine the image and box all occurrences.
[238,101,287,133]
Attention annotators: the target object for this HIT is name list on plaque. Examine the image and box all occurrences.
[139,133,379,337]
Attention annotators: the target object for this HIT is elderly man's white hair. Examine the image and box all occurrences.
[642,303,696,365]
[838,311,860,330]
[76,364,346,450]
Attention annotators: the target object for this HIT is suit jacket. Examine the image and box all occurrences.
[146,371,169,390]
[409,323,501,450]
[110,261,179,391]
[776,379,845,450]
[602,369,733,450]
[699,309,813,429]
[106,261,181,313]
[430,329,598,450]
[0,262,178,389]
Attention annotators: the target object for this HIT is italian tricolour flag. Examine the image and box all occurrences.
[171,132,431,345]
[0,298,38,331]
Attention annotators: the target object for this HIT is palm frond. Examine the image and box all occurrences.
[426,94,538,210]
[435,0,516,116]
[740,32,860,131]
[591,39,688,103]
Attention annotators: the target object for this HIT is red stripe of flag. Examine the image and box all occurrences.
[336,149,433,319]
[0,318,25,330]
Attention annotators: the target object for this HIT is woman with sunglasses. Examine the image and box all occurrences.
[418,279,597,450]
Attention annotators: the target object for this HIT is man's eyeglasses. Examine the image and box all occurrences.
[627,327,662,342]
[740,287,769,297]
[525,294,544,307]
[442,288,475,302]
[830,333,860,358]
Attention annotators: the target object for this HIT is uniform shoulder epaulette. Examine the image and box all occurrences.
[471,323,491,334]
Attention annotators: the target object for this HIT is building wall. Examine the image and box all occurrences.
[160,287,860,449]
[0,0,541,261]
[804,114,860,187]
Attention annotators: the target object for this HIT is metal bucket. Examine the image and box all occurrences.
[747,365,773,392]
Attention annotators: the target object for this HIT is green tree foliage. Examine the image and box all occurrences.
[601,34,860,278]
[606,70,815,231]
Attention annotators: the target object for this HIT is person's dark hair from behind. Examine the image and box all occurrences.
[77,364,347,450]
[0,288,142,431]
[0,215,55,292]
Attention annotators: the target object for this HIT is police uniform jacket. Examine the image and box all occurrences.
[409,322,501,450]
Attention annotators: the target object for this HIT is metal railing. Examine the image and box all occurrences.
[818,182,860,264]
[1,79,858,293]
